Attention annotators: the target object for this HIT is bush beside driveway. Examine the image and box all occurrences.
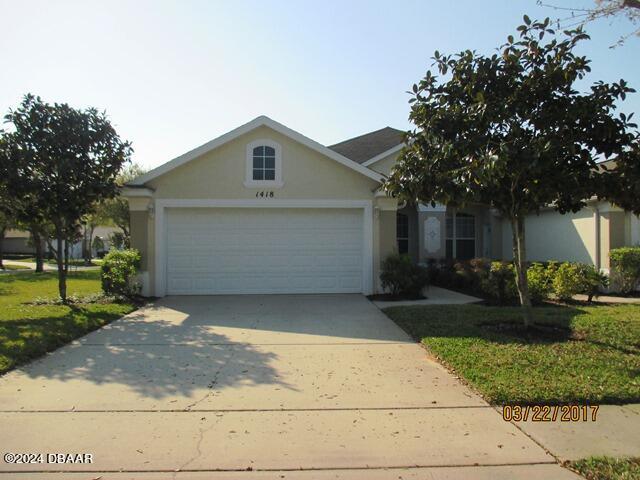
[0,270,135,374]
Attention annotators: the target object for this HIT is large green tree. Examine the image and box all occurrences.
[0,94,132,301]
[386,18,639,326]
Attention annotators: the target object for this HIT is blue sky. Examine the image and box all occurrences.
[1,0,638,170]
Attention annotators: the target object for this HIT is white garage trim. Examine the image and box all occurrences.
[154,199,373,297]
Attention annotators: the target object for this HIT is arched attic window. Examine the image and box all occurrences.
[244,139,283,188]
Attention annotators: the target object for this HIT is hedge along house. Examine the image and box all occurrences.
[362,148,640,274]
[123,116,640,297]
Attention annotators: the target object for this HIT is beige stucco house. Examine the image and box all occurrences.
[124,116,640,297]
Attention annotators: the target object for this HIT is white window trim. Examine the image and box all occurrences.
[244,139,284,188]
[153,199,374,297]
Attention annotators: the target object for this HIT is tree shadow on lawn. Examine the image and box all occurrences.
[385,303,640,405]
[0,305,296,405]
[0,305,129,373]
[388,302,639,355]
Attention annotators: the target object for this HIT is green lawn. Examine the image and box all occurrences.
[570,457,640,480]
[384,303,640,405]
[0,270,135,374]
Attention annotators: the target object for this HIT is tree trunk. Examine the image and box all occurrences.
[83,225,95,266]
[510,215,533,328]
[82,226,90,266]
[64,238,70,274]
[122,225,130,249]
[56,234,67,303]
[31,229,44,273]
[0,226,5,269]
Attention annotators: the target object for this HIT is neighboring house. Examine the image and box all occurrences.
[2,226,122,257]
[3,229,35,254]
[68,225,123,258]
[123,116,640,297]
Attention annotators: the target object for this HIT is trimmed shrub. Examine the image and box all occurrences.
[380,254,429,298]
[428,258,457,289]
[526,262,554,303]
[453,261,475,289]
[552,262,584,301]
[428,257,608,304]
[545,260,561,279]
[469,257,492,290]
[577,264,609,302]
[610,247,640,294]
[481,261,517,305]
[426,258,440,284]
[101,249,141,298]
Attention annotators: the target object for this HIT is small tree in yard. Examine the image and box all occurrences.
[25,222,49,272]
[0,140,49,273]
[386,18,639,326]
[0,94,132,302]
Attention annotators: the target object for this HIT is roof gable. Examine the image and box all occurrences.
[130,116,384,185]
[328,127,404,164]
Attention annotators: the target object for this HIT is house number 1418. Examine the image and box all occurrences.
[256,191,274,198]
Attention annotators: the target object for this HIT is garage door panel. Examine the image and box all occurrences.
[340,276,362,289]
[165,208,364,295]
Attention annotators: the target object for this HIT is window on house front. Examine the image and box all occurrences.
[245,140,283,188]
[445,212,475,260]
[397,212,409,255]
[252,146,276,181]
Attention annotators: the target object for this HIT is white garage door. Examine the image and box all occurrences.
[165,208,364,295]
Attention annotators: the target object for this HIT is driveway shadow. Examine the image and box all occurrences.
[1,295,405,406]
[151,294,411,343]
[1,310,295,403]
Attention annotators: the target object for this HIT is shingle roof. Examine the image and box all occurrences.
[328,127,405,164]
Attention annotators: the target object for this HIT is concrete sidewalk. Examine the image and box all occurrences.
[1,259,99,272]
[0,295,579,479]
[573,293,640,304]
[371,285,482,308]
[0,465,580,480]
[1,259,56,271]
[511,404,640,461]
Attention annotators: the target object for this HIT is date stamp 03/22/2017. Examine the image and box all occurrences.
[503,404,599,422]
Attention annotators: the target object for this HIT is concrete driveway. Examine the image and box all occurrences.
[0,295,580,479]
